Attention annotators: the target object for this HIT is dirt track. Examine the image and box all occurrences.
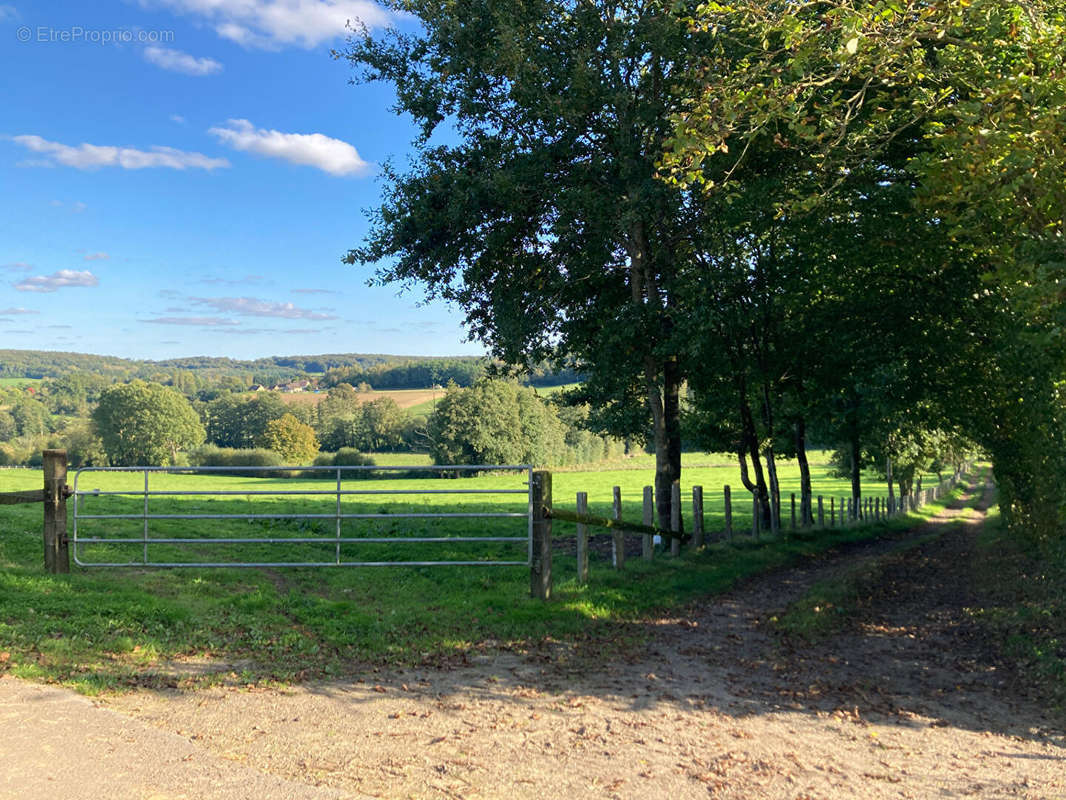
[4,478,1064,799]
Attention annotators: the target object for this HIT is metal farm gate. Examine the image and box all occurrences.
[71,464,533,569]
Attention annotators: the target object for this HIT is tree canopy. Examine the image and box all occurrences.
[92,381,205,466]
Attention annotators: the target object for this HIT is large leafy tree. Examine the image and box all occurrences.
[340,0,711,528]
[204,393,288,449]
[258,413,320,464]
[428,380,565,467]
[92,381,205,466]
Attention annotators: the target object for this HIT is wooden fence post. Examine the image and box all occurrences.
[817,496,824,527]
[576,492,589,585]
[642,486,654,560]
[43,449,69,575]
[612,486,625,570]
[530,471,552,600]
[790,493,796,532]
[830,496,836,527]
[723,485,733,540]
[692,486,704,548]
[670,481,682,556]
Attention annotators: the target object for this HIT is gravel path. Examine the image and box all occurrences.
[4,477,1063,799]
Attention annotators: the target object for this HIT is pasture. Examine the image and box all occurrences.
[0,452,950,692]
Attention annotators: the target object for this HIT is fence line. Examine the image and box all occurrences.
[534,463,972,597]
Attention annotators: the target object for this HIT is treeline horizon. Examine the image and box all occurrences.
[0,348,579,391]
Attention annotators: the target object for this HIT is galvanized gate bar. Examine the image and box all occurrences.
[73,463,533,568]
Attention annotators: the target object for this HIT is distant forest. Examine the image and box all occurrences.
[0,349,579,390]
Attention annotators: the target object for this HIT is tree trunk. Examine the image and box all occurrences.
[740,394,772,527]
[764,446,780,534]
[795,418,814,525]
[628,218,682,535]
[648,358,683,533]
[760,387,780,531]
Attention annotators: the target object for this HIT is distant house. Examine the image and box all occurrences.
[250,384,266,392]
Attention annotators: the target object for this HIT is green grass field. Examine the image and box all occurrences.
[0,377,43,388]
[0,454,959,693]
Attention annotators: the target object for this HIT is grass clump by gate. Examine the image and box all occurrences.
[0,466,969,694]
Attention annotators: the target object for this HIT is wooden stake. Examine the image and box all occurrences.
[692,486,704,548]
[576,491,589,585]
[670,481,681,556]
[612,486,625,570]
[723,485,733,540]
[642,486,654,561]
[530,471,552,600]
[43,449,69,574]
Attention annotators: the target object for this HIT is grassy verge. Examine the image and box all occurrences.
[968,501,1066,708]
[0,468,970,695]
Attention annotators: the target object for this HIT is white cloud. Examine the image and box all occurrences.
[208,119,370,176]
[1,262,32,272]
[292,287,338,295]
[190,295,338,319]
[0,307,38,314]
[13,135,229,171]
[14,270,99,293]
[148,0,391,49]
[143,316,241,326]
[71,201,87,213]
[198,273,267,286]
[83,252,109,261]
[144,46,223,76]
[170,114,187,124]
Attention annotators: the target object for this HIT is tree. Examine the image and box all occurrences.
[92,381,205,465]
[428,380,565,467]
[204,393,288,449]
[360,397,407,452]
[340,0,713,528]
[664,0,1066,543]
[258,413,320,464]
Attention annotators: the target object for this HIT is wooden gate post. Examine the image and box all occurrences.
[43,449,69,574]
[817,496,824,527]
[530,470,552,600]
[692,486,704,548]
[642,486,654,560]
[575,492,589,585]
[670,481,682,556]
[723,485,733,540]
[612,486,625,570]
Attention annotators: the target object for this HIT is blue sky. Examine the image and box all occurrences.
[0,0,482,361]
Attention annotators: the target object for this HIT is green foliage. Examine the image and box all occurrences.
[59,420,109,468]
[204,393,288,449]
[258,413,320,465]
[359,397,406,452]
[313,448,376,468]
[190,445,284,469]
[92,380,205,466]
[428,380,566,467]
[664,0,1066,546]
